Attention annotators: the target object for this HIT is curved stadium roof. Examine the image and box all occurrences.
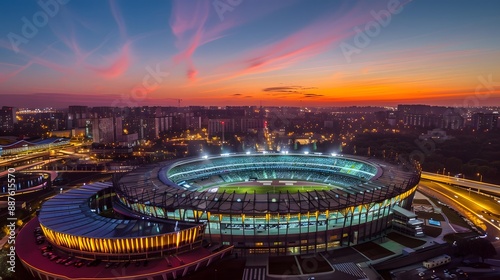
[116,153,421,214]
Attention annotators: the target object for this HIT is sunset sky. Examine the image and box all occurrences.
[1,0,499,108]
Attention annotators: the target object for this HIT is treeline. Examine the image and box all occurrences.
[346,131,500,184]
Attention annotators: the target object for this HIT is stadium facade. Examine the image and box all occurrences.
[116,153,421,255]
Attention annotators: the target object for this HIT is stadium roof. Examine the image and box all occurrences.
[38,182,190,238]
[116,153,421,214]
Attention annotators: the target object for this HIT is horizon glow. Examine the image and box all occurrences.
[0,0,499,108]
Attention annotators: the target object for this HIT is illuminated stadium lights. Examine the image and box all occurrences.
[202,155,208,159]
[303,151,309,154]
[116,153,421,255]
[246,151,251,155]
[331,153,338,156]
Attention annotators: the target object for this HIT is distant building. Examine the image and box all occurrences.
[398,105,463,129]
[0,106,17,134]
[208,119,233,136]
[441,108,464,130]
[91,117,122,143]
[472,112,499,131]
[67,105,89,129]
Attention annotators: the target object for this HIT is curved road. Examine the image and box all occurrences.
[422,172,500,195]
[418,179,500,244]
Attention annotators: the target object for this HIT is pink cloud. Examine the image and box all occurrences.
[0,62,32,83]
[169,0,292,82]
[200,1,416,84]
[109,0,127,39]
[85,42,132,79]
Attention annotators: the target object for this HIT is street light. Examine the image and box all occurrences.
[443,168,446,175]
[477,173,483,182]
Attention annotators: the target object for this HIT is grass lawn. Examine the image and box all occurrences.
[426,196,474,230]
[443,232,479,243]
[213,185,333,194]
[353,241,394,260]
[269,256,301,275]
[439,204,474,229]
[297,255,333,274]
[415,211,445,221]
[423,225,442,238]
[412,199,432,205]
[386,232,426,248]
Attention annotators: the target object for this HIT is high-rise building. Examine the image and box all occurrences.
[0,106,17,134]
[67,105,89,129]
[472,112,499,131]
[91,117,123,143]
[208,119,233,136]
[441,108,464,130]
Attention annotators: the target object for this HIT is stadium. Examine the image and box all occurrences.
[115,152,421,255]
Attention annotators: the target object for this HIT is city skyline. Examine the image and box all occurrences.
[1,0,500,108]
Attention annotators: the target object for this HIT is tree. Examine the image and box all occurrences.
[469,238,497,262]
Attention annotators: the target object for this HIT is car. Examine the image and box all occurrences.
[42,251,53,257]
[113,262,120,268]
[49,255,59,261]
[35,236,45,244]
[74,261,85,268]
[105,262,113,268]
[56,258,68,264]
[65,260,76,266]
[40,245,52,251]
[418,272,425,277]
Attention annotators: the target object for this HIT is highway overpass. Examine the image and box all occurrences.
[421,172,500,196]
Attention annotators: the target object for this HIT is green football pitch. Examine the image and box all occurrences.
[205,185,334,194]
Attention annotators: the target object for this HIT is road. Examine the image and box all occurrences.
[419,179,500,244]
[422,172,500,196]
